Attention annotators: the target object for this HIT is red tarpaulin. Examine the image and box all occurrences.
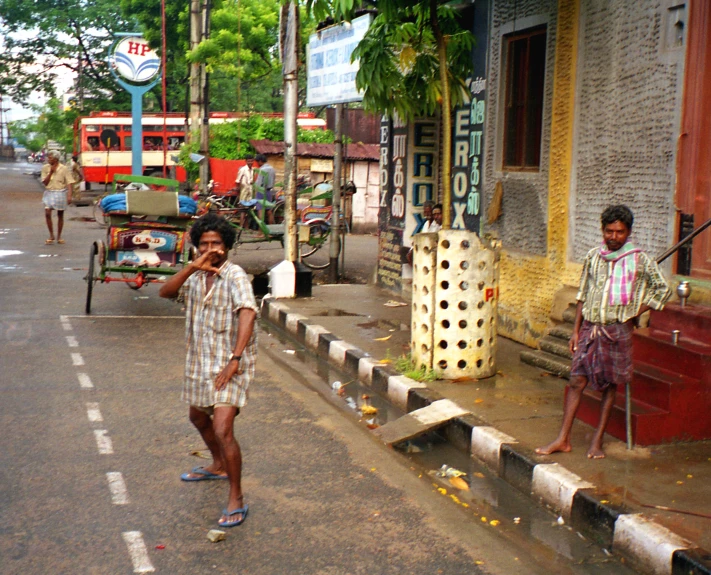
[209,158,246,195]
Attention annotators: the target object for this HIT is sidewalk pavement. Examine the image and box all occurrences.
[261,283,711,575]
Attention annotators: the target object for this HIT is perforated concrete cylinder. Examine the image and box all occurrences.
[432,230,500,379]
[411,232,438,370]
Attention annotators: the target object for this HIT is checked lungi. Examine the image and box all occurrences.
[570,320,634,391]
[43,189,68,211]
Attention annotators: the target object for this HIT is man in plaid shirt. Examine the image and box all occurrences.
[536,205,670,459]
[160,214,258,527]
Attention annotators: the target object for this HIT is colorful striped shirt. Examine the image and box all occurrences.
[577,247,671,325]
[181,261,259,408]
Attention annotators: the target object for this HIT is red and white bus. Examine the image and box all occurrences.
[73,111,326,188]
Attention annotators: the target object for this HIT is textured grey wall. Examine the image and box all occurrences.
[482,0,558,256]
[570,0,683,261]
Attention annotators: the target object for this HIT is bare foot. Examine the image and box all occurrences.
[535,439,572,455]
[587,446,606,459]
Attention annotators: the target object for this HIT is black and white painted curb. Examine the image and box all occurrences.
[262,297,711,575]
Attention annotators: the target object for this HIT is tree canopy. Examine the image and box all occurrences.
[0,0,132,109]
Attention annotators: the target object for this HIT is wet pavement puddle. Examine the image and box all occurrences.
[261,320,637,574]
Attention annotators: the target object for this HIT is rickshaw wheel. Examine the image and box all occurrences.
[85,242,98,314]
[300,220,335,270]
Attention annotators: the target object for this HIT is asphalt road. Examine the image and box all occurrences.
[0,161,634,574]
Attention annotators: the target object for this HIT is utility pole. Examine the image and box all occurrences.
[329,103,344,281]
[281,1,299,263]
[189,0,209,190]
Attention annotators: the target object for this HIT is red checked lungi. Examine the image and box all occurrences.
[570,320,634,391]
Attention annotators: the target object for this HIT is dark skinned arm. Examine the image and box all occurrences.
[214,308,257,391]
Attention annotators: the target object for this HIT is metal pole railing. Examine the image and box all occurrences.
[657,217,711,263]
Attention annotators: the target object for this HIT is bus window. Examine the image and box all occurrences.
[143,137,164,150]
[124,136,132,151]
[168,136,184,150]
[87,137,100,150]
[86,125,100,133]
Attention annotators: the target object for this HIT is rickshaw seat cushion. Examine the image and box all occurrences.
[108,227,186,254]
[126,190,179,216]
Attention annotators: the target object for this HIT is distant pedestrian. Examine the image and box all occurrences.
[430,203,443,232]
[159,214,258,527]
[407,201,437,264]
[254,153,276,224]
[41,150,73,244]
[70,155,84,204]
[536,205,670,459]
[235,155,255,228]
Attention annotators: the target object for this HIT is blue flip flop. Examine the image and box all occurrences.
[180,467,229,481]
[218,504,249,528]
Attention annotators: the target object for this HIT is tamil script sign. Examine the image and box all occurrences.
[306,14,372,106]
[112,37,160,83]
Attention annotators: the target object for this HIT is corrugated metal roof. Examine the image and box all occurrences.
[250,140,379,161]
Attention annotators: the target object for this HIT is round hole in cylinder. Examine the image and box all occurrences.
[489,337,494,344]
[459,320,468,329]
[412,303,417,311]
[423,304,428,314]
[441,240,450,249]
[477,338,483,347]
[442,319,450,329]
[460,240,470,249]
[422,286,429,295]
[458,359,467,369]
[421,324,428,334]
[460,261,470,270]
[477,318,484,328]
[423,266,429,275]
[490,317,494,323]
[459,281,469,291]
[489,357,494,365]
[458,340,467,349]
[441,280,449,290]
[479,260,486,270]
[476,359,483,368]
[421,344,428,354]
[439,340,448,349]
[423,246,430,255]
[441,260,450,270]
[458,301,468,310]
[477,301,485,309]
[413,265,417,274]
[440,300,449,309]
[438,359,448,369]
[478,281,485,290]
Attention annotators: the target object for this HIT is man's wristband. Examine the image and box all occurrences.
[230,355,242,363]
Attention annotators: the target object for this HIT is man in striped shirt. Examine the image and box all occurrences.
[536,205,670,459]
[160,214,258,527]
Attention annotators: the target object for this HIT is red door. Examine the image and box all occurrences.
[677,0,711,280]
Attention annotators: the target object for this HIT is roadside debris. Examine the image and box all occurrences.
[436,464,466,478]
[360,394,378,415]
[283,349,296,355]
[383,300,408,307]
[207,530,226,543]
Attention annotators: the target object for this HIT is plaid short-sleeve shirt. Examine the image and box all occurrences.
[181,262,259,408]
[577,247,671,325]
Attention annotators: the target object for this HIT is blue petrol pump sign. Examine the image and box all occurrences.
[109,34,161,176]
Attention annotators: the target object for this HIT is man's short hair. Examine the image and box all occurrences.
[189,213,237,250]
[245,154,254,160]
[422,200,434,210]
[72,155,78,162]
[433,203,443,212]
[601,205,634,230]
[47,150,61,160]
[255,154,267,163]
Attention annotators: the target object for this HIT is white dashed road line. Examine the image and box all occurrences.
[106,472,129,505]
[77,373,94,389]
[60,315,72,331]
[93,430,114,455]
[65,336,78,347]
[86,402,103,422]
[71,353,84,366]
[122,531,155,573]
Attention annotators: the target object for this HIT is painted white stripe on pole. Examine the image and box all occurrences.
[77,373,94,389]
[65,336,79,347]
[94,430,113,454]
[107,472,129,505]
[71,353,84,366]
[86,402,103,422]
[122,531,155,573]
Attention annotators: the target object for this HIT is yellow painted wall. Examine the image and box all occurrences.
[497,0,582,347]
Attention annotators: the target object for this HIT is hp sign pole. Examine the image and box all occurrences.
[109,34,161,176]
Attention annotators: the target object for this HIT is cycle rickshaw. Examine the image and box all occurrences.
[84,174,195,314]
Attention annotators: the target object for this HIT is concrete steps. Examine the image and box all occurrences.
[520,304,575,377]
